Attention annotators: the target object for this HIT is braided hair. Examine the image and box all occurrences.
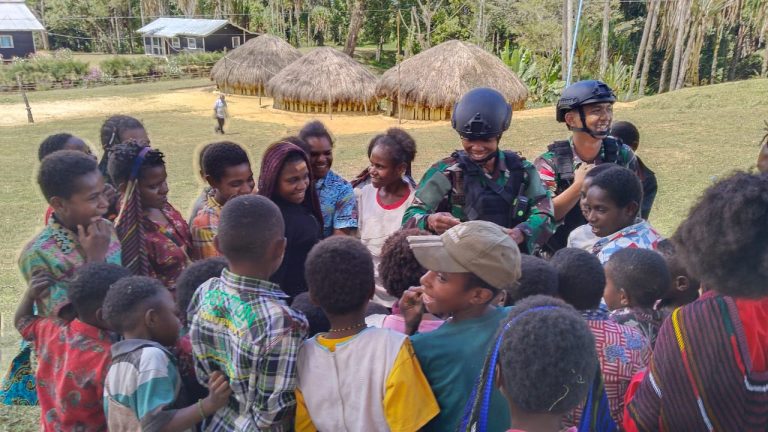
[351,128,418,188]
[99,115,145,182]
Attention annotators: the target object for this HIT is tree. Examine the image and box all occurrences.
[599,0,611,78]
[343,0,365,55]
[363,0,393,61]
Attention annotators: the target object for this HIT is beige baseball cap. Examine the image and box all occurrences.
[407,220,522,290]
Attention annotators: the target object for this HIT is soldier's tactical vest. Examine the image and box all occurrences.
[544,138,620,254]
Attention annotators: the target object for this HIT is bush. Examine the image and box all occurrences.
[0,50,89,87]
[99,56,162,78]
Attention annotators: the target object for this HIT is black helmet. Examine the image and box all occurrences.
[451,87,512,140]
[556,80,616,123]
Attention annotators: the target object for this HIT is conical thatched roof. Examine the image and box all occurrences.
[210,34,302,96]
[377,40,528,120]
[266,47,379,114]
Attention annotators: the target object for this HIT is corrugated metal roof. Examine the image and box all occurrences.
[137,18,232,38]
[0,0,45,31]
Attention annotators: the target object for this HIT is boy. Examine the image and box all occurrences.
[298,121,357,237]
[503,254,559,306]
[20,150,122,317]
[566,163,619,251]
[461,295,598,432]
[188,195,308,430]
[584,166,662,264]
[102,276,232,431]
[15,263,130,431]
[611,121,657,220]
[399,220,520,431]
[551,248,650,427]
[295,236,438,431]
[604,248,671,348]
[655,239,700,312]
[190,141,255,260]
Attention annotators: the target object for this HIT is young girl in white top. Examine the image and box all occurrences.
[355,128,417,307]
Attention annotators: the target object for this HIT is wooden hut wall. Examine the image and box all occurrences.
[384,97,525,120]
[273,98,378,114]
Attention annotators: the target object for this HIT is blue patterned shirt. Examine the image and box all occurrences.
[316,170,357,238]
[592,219,663,265]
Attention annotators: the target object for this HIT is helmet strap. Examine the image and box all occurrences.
[570,107,609,139]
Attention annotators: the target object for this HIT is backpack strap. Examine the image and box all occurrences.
[547,140,575,185]
[602,137,620,164]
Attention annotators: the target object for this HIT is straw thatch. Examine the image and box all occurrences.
[210,34,301,96]
[266,47,379,114]
[377,40,529,121]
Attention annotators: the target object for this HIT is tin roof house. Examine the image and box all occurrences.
[0,0,45,60]
[137,18,256,56]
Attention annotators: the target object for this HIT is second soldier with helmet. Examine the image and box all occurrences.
[402,87,555,253]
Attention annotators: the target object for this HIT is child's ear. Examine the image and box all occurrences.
[204,174,218,189]
[625,202,640,219]
[675,275,690,292]
[272,237,287,262]
[619,289,630,307]
[145,307,158,328]
[494,362,505,394]
[49,196,65,212]
[469,287,495,305]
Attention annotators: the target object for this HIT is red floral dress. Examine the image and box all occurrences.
[145,203,192,290]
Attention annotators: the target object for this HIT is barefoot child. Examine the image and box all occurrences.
[400,220,521,431]
[296,236,439,431]
[109,142,191,289]
[355,128,418,307]
[258,141,322,301]
[15,263,130,431]
[190,141,255,260]
[188,195,308,429]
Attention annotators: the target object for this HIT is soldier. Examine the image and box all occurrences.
[402,88,555,253]
[534,80,638,254]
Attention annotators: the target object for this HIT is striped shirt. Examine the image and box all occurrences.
[188,269,308,431]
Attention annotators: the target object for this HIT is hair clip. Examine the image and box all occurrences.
[548,385,570,412]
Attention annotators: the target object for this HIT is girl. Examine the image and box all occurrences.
[257,141,322,301]
[582,166,662,264]
[108,141,191,290]
[99,115,149,184]
[354,128,417,307]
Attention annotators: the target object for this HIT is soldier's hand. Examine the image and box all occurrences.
[508,227,525,244]
[574,163,595,186]
[427,212,460,234]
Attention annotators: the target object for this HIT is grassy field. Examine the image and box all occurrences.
[0,77,766,429]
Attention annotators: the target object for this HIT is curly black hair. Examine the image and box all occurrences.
[550,248,606,310]
[196,142,216,178]
[499,295,597,414]
[38,150,99,201]
[291,292,330,336]
[379,229,429,299]
[175,257,228,325]
[305,236,374,315]
[656,238,700,294]
[102,276,166,334]
[611,121,640,151]
[588,165,642,209]
[298,120,334,146]
[368,128,417,177]
[202,141,251,182]
[672,171,768,298]
[505,255,559,306]
[605,248,670,308]
[67,263,132,318]
[218,195,284,262]
[38,133,75,161]
[107,141,165,186]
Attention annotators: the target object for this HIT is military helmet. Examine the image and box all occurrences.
[451,88,512,140]
[556,80,616,123]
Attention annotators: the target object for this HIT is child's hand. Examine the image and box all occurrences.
[78,219,113,262]
[29,269,55,299]
[201,371,232,415]
[400,286,425,335]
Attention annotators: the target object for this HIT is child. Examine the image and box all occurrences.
[566,163,620,251]
[188,195,308,430]
[366,228,444,333]
[257,141,322,301]
[399,220,521,431]
[295,236,439,431]
[20,150,122,317]
[98,115,149,184]
[299,121,358,237]
[190,141,255,260]
[583,166,662,264]
[213,94,228,134]
[627,171,768,431]
[551,247,650,427]
[355,128,418,307]
[503,254,559,306]
[655,239,700,312]
[109,142,192,289]
[102,276,232,431]
[187,143,215,226]
[604,248,670,348]
[14,263,130,431]
[611,121,657,220]
[460,295,598,432]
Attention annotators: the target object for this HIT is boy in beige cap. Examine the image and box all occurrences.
[400,220,521,432]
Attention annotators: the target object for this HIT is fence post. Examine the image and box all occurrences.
[16,74,34,124]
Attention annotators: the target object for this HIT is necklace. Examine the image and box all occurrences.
[328,323,367,333]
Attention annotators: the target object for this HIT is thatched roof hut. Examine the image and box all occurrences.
[210,34,301,96]
[266,47,378,114]
[377,40,528,121]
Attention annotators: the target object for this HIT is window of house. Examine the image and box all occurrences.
[0,35,13,49]
[231,36,241,48]
[171,37,180,49]
[186,37,197,49]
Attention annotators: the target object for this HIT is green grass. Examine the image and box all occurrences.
[0,77,766,430]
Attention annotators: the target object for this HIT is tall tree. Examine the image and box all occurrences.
[598,0,611,78]
[628,0,655,98]
[343,0,365,55]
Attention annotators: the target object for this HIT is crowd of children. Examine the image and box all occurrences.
[3,80,768,432]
